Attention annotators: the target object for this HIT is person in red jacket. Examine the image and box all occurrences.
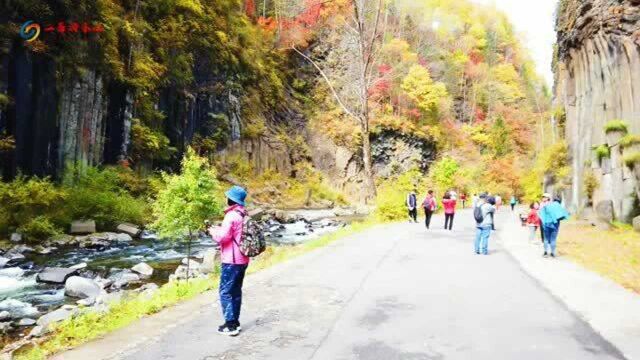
[460,193,467,208]
[422,190,437,229]
[526,202,541,243]
[442,192,457,230]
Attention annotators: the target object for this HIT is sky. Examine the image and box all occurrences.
[471,0,558,87]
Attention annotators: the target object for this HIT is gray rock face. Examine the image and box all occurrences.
[64,276,102,299]
[70,220,96,234]
[36,307,78,329]
[116,223,141,237]
[36,267,79,284]
[595,200,614,223]
[9,233,22,243]
[555,0,640,220]
[633,216,640,232]
[131,262,154,277]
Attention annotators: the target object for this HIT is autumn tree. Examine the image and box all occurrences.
[293,0,385,201]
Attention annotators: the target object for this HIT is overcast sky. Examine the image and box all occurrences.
[471,0,558,86]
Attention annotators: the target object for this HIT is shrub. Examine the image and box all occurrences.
[604,120,629,134]
[0,176,67,238]
[619,134,640,149]
[374,168,425,222]
[17,216,62,240]
[593,144,610,161]
[583,172,599,205]
[623,152,640,168]
[61,166,151,229]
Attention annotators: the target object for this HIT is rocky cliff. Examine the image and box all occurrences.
[554,0,640,221]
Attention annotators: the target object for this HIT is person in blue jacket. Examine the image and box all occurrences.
[538,194,569,258]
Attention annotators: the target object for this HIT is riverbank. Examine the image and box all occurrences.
[7,217,377,359]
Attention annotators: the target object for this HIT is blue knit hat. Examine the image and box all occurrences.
[225,185,247,206]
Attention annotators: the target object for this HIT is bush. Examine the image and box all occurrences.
[374,168,425,222]
[604,120,629,134]
[583,172,599,206]
[619,134,640,149]
[0,176,67,238]
[17,216,62,240]
[623,152,640,168]
[61,166,151,230]
[593,144,610,161]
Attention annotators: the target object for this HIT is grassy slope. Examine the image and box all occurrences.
[559,221,640,294]
[14,220,378,360]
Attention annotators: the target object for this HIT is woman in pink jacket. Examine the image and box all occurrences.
[208,185,249,336]
[442,192,457,231]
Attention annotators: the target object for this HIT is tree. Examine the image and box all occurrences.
[151,148,223,280]
[401,65,449,117]
[293,0,385,201]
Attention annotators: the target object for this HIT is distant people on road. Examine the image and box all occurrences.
[526,202,541,243]
[442,192,457,230]
[422,190,437,229]
[474,194,496,255]
[460,193,467,208]
[208,185,249,337]
[406,189,418,223]
[538,195,569,258]
[510,195,517,211]
[449,189,458,201]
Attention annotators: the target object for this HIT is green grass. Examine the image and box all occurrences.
[15,218,378,360]
[604,119,629,134]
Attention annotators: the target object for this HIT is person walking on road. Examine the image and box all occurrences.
[208,186,249,336]
[510,195,517,211]
[538,195,569,258]
[406,189,418,223]
[422,190,437,229]
[460,193,467,208]
[442,192,457,230]
[526,202,541,243]
[474,194,496,255]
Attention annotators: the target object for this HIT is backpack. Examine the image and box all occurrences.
[234,211,266,257]
[473,205,484,223]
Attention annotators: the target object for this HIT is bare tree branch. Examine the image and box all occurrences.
[291,45,360,123]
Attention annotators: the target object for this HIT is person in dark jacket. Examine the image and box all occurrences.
[406,189,418,223]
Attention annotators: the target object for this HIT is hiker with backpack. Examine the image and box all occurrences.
[474,194,496,255]
[208,185,265,336]
[538,195,569,258]
[422,190,437,229]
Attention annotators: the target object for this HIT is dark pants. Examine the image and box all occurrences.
[408,208,417,222]
[444,213,454,230]
[511,204,515,211]
[424,208,434,228]
[219,263,248,323]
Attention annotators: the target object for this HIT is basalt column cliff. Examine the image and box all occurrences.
[555,0,640,222]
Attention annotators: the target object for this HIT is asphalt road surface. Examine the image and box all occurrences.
[112,210,624,360]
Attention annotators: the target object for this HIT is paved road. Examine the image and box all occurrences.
[71,210,625,360]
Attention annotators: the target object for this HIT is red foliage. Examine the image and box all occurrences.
[407,108,421,120]
[418,56,429,67]
[469,50,484,65]
[245,0,256,18]
[378,63,392,75]
[474,107,486,122]
[369,79,391,100]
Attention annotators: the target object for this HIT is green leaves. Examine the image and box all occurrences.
[151,148,223,239]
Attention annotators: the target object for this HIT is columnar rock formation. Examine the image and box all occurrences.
[555,0,640,221]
